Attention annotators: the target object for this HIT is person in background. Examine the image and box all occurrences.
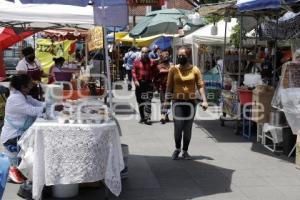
[132,47,157,125]
[149,45,161,63]
[165,46,208,160]
[1,74,63,183]
[16,47,48,100]
[48,57,65,84]
[154,51,172,124]
[123,47,138,90]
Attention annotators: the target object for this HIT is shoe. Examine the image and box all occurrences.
[172,149,181,160]
[160,114,166,124]
[165,115,170,122]
[139,119,145,124]
[144,119,152,125]
[182,151,192,160]
[9,167,26,184]
[128,85,132,91]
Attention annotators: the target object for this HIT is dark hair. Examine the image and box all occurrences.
[53,57,65,64]
[178,46,192,58]
[10,74,32,91]
[22,47,34,57]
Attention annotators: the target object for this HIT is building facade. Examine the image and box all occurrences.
[128,0,195,29]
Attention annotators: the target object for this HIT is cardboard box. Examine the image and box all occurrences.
[252,85,275,123]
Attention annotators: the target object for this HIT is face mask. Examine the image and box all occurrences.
[162,57,170,63]
[26,54,35,63]
[177,55,188,66]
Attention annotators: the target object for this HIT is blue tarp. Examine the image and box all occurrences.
[237,0,300,12]
[237,0,281,12]
[150,37,172,51]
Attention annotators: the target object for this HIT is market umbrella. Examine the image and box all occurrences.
[129,9,195,38]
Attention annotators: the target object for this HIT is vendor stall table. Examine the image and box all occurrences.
[18,119,124,200]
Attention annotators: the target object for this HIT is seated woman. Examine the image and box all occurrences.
[1,74,62,183]
[48,57,65,84]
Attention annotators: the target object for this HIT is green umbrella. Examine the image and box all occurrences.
[130,9,198,38]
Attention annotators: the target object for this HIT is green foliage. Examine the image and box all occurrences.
[230,23,247,48]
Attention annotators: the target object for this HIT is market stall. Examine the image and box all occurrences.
[0,0,128,199]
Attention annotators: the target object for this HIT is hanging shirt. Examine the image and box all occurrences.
[1,90,45,144]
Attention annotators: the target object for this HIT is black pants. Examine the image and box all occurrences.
[135,81,153,120]
[126,70,132,88]
[172,100,196,151]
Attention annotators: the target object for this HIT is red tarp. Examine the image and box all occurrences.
[0,28,34,79]
[0,28,33,51]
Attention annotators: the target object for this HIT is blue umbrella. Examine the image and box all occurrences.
[150,37,173,51]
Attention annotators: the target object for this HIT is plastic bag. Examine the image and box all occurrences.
[281,88,300,135]
[243,73,262,88]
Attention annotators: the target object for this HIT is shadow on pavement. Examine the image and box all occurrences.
[45,154,234,200]
[194,119,250,143]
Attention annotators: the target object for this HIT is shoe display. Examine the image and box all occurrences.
[172,149,181,160]
[182,151,192,160]
[9,167,26,184]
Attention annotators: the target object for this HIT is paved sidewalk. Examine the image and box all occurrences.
[2,83,300,200]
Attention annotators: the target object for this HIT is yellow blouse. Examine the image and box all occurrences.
[166,65,205,100]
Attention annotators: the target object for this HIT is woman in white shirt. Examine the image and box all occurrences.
[16,47,49,100]
[1,74,62,183]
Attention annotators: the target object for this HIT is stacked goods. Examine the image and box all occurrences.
[252,85,275,123]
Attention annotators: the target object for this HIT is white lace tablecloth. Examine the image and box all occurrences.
[18,120,124,200]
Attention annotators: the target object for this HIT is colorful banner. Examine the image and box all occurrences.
[35,38,76,73]
[87,27,103,52]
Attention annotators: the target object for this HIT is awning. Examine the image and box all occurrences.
[197,2,236,16]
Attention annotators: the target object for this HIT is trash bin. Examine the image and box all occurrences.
[52,184,79,198]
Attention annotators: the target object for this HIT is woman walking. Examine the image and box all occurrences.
[155,51,172,124]
[165,46,208,160]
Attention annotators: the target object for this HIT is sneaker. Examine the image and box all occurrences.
[144,119,152,125]
[172,149,181,160]
[182,151,192,160]
[9,167,26,184]
[139,118,145,124]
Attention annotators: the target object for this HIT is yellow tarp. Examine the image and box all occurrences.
[35,38,76,73]
[116,33,176,47]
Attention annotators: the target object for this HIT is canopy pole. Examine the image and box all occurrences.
[273,13,279,87]
[255,15,258,53]
[85,38,88,67]
[238,14,243,87]
[222,19,228,88]
[103,27,113,112]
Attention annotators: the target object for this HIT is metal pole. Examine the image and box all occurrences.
[222,19,228,88]
[103,27,113,112]
[238,14,243,86]
[273,13,279,87]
